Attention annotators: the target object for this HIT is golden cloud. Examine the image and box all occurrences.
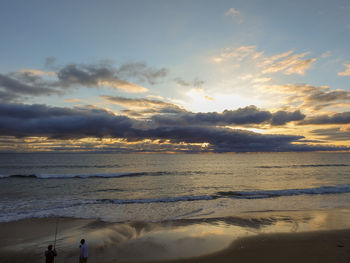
[98,80,148,93]
[338,64,350,76]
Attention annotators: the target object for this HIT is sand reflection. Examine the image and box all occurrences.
[1,209,350,262]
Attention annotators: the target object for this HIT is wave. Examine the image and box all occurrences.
[0,171,172,179]
[0,171,206,179]
[1,185,350,222]
[94,185,350,204]
[256,164,350,169]
[96,195,213,204]
[217,185,350,199]
[0,164,121,169]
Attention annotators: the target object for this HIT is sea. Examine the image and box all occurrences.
[1,152,350,223]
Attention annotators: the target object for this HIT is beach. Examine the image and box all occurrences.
[1,209,350,263]
[2,0,350,261]
[1,153,350,262]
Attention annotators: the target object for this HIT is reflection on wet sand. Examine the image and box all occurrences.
[1,209,350,263]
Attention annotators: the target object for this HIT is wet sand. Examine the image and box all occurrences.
[165,229,350,263]
[1,210,350,263]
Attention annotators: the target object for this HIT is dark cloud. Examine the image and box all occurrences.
[57,64,110,88]
[55,63,149,93]
[139,125,305,152]
[300,112,350,124]
[0,102,343,152]
[271,110,305,125]
[152,106,304,126]
[56,62,167,88]
[270,84,350,110]
[174,78,205,87]
[311,127,350,141]
[0,103,136,139]
[0,73,60,102]
[55,62,168,92]
[308,90,350,102]
[117,62,168,85]
[104,97,304,126]
[0,90,17,102]
[0,61,168,101]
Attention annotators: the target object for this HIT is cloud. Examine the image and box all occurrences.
[45,57,57,68]
[224,8,243,24]
[259,50,294,67]
[267,84,350,111]
[311,127,350,141]
[271,110,305,125]
[102,96,185,116]
[152,105,304,126]
[213,45,256,63]
[213,46,315,75]
[0,103,136,139]
[55,62,168,91]
[103,97,304,126]
[252,77,272,83]
[56,63,148,93]
[117,62,168,85]
[0,90,17,102]
[98,80,148,93]
[64,98,81,103]
[284,58,316,75]
[262,52,316,75]
[225,8,240,16]
[174,78,205,87]
[137,126,346,152]
[338,64,350,76]
[0,72,61,102]
[0,102,340,152]
[0,61,168,102]
[300,111,350,124]
[142,126,305,152]
[19,69,56,77]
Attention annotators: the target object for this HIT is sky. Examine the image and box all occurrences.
[0,0,350,153]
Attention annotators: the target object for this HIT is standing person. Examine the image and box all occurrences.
[79,239,88,263]
[45,244,57,263]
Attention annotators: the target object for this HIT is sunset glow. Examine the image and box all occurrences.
[0,0,349,152]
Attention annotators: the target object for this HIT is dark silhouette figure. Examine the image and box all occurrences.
[45,244,57,263]
[79,239,88,263]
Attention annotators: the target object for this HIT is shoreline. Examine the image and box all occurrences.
[1,209,350,263]
[163,228,350,263]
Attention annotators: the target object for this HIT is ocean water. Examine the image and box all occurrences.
[1,152,350,222]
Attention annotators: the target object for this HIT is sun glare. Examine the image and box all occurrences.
[185,89,262,113]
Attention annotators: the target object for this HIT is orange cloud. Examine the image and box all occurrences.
[338,64,350,76]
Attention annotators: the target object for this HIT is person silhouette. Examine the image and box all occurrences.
[45,244,57,263]
[79,239,88,263]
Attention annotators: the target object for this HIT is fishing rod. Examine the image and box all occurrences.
[53,218,59,249]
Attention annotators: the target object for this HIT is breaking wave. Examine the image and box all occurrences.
[96,195,213,204]
[0,171,205,179]
[217,185,350,199]
[1,185,350,222]
[256,164,350,169]
[0,172,173,179]
[91,185,350,204]
[0,164,121,169]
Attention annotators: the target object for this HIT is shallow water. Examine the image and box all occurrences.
[0,152,350,222]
